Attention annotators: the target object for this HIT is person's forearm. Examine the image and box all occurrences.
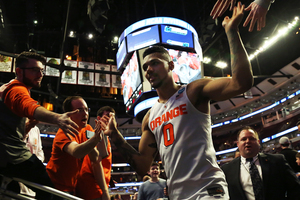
[33,106,60,124]
[91,161,109,197]
[110,130,145,174]
[226,29,253,92]
[71,136,100,159]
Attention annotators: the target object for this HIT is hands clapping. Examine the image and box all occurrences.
[95,112,117,138]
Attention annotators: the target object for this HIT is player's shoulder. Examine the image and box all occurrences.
[187,77,212,89]
[141,109,152,131]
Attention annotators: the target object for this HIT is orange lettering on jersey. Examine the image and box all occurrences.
[155,117,161,127]
[173,107,180,117]
[179,104,187,115]
[150,103,188,131]
[161,113,166,123]
[166,110,173,121]
[150,121,156,130]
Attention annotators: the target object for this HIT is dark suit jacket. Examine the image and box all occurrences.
[280,148,300,173]
[221,153,300,200]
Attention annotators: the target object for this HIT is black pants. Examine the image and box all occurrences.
[0,154,54,200]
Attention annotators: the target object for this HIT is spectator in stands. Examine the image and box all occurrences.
[138,162,167,200]
[75,106,115,200]
[295,152,300,179]
[113,194,122,200]
[46,96,107,194]
[142,175,151,182]
[279,136,300,173]
[221,126,300,200]
[297,121,300,132]
[132,192,138,200]
[210,0,275,32]
[0,51,80,200]
[234,148,240,158]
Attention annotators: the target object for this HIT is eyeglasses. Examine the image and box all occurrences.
[75,107,91,113]
[21,67,45,75]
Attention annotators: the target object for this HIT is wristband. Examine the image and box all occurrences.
[254,0,274,10]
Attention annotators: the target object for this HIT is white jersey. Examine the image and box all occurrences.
[148,85,229,200]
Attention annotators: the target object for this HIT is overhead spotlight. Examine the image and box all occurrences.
[88,33,93,39]
[203,57,211,64]
[33,20,38,24]
[113,36,118,43]
[69,31,76,38]
[215,61,227,69]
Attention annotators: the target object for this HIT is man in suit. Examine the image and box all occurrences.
[279,136,300,173]
[221,126,300,200]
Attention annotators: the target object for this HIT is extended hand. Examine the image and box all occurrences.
[101,112,118,136]
[222,2,245,32]
[243,2,268,32]
[211,0,237,19]
[57,110,79,139]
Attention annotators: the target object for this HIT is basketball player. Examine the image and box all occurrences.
[104,3,252,199]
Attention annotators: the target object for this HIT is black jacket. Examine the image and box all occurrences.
[221,153,300,200]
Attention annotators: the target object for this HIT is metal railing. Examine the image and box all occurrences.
[0,175,83,200]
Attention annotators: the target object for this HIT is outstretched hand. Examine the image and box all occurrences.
[222,2,245,32]
[243,2,268,32]
[57,110,79,139]
[96,112,118,137]
[94,114,112,141]
[211,0,237,19]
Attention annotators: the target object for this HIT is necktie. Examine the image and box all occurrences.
[246,158,264,200]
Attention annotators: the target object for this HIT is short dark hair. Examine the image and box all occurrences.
[143,46,170,61]
[296,152,300,159]
[16,51,46,69]
[151,162,160,168]
[63,96,83,112]
[281,143,290,147]
[237,126,259,141]
[97,106,115,117]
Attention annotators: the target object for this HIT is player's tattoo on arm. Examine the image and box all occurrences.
[149,142,158,158]
[148,142,157,149]
[111,131,141,169]
[227,29,242,75]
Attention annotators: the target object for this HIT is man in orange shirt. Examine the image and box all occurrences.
[75,106,114,200]
[46,96,107,194]
[0,51,79,199]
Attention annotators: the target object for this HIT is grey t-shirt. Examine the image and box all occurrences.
[138,179,167,200]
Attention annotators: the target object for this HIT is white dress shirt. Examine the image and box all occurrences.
[240,155,263,200]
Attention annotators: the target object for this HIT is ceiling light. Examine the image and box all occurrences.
[203,57,211,64]
[33,20,38,24]
[88,33,93,39]
[215,61,227,69]
[69,31,76,38]
[248,16,299,60]
[113,36,118,43]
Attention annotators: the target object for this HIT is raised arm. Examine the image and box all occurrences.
[90,154,110,200]
[104,112,158,176]
[33,106,79,137]
[190,2,253,104]
[63,121,105,159]
[211,0,237,19]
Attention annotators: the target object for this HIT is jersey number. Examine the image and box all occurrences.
[163,123,174,146]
